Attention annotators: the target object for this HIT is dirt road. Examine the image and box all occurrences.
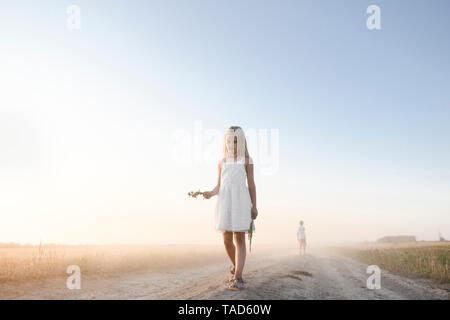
[1,249,448,300]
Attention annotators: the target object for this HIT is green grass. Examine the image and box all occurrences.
[338,243,449,283]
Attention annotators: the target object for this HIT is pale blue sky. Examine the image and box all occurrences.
[1,1,449,244]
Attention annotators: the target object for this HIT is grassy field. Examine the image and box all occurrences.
[338,242,450,283]
[0,242,288,284]
[0,243,226,284]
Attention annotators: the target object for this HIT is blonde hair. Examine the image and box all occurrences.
[222,126,250,163]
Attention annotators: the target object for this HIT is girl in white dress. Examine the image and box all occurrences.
[203,126,258,290]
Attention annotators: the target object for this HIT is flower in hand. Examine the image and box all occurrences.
[248,219,255,252]
[188,190,204,199]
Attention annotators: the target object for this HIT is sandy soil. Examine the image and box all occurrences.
[1,248,448,300]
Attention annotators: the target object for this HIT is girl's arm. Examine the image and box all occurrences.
[204,162,221,199]
[246,158,258,219]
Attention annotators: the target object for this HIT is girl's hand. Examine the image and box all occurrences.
[203,191,212,199]
[251,207,258,219]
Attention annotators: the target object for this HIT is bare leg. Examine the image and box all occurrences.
[233,232,246,278]
[223,231,235,268]
[300,240,306,256]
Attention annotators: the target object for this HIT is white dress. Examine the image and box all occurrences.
[214,160,255,233]
[297,226,306,240]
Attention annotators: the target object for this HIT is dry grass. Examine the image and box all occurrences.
[0,243,226,284]
[337,242,450,283]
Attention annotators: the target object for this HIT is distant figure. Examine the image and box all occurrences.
[297,221,306,256]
